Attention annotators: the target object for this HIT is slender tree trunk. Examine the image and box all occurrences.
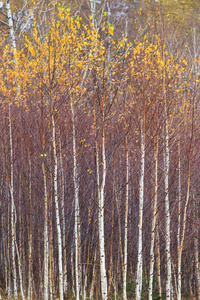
[36,198,42,298]
[51,97,64,300]
[5,3,18,299]
[5,112,24,300]
[9,107,18,300]
[177,133,181,300]
[15,238,25,300]
[93,103,108,299]
[90,0,96,27]
[177,139,192,300]
[100,109,108,300]
[108,184,115,299]
[28,152,33,300]
[123,136,129,300]
[115,248,120,299]
[18,173,23,288]
[59,138,67,296]
[41,97,49,300]
[136,108,145,300]
[116,179,124,280]
[1,206,8,293]
[99,121,108,299]
[71,95,81,300]
[7,198,12,300]
[71,241,75,297]
[6,2,25,297]
[6,0,17,52]
[90,248,97,299]
[177,102,194,300]
[194,198,200,300]
[49,256,53,300]
[149,125,158,300]
[82,216,93,300]
[164,77,172,300]
[49,194,55,300]
[0,180,8,293]
[43,161,49,300]
[155,222,162,298]
[93,103,107,300]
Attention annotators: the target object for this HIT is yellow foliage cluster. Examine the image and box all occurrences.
[0,4,197,125]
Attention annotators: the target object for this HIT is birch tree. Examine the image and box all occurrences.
[163,56,172,300]
[41,98,49,300]
[5,2,25,299]
[136,101,145,300]
[177,100,194,300]
[123,135,129,300]
[5,2,18,296]
[93,101,108,300]
[71,92,81,300]
[149,108,159,300]
[50,91,64,300]
[8,106,18,300]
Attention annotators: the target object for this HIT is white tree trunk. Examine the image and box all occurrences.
[99,118,108,300]
[123,136,129,300]
[136,112,145,300]
[15,239,25,300]
[177,139,191,300]
[149,128,158,300]
[1,209,8,293]
[156,222,162,298]
[71,96,81,300]
[71,242,75,298]
[6,3,18,299]
[27,153,33,300]
[6,0,17,52]
[59,138,67,296]
[51,108,64,300]
[108,180,115,297]
[90,0,95,18]
[9,108,18,300]
[94,105,107,300]
[90,249,97,299]
[116,183,124,274]
[7,199,12,300]
[43,161,49,300]
[164,103,171,300]
[194,202,200,300]
[177,134,181,300]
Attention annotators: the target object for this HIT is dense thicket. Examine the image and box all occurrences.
[0,1,200,300]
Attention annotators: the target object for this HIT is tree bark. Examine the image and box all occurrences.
[8,107,18,300]
[93,102,108,300]
[43,161,49,300]
[27,150,33,300]
[164,71,172,300]
[71,95,81,300]
[123,136,129,300]
[136,108,145,300]
[59,138,67,296]
[177,132,192,300]
[149,123,158,300]
[51,97,64,300]
[5,2,18,299]
[194,197,200,300]
[155,222,162,298]
[108,181,115,299]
